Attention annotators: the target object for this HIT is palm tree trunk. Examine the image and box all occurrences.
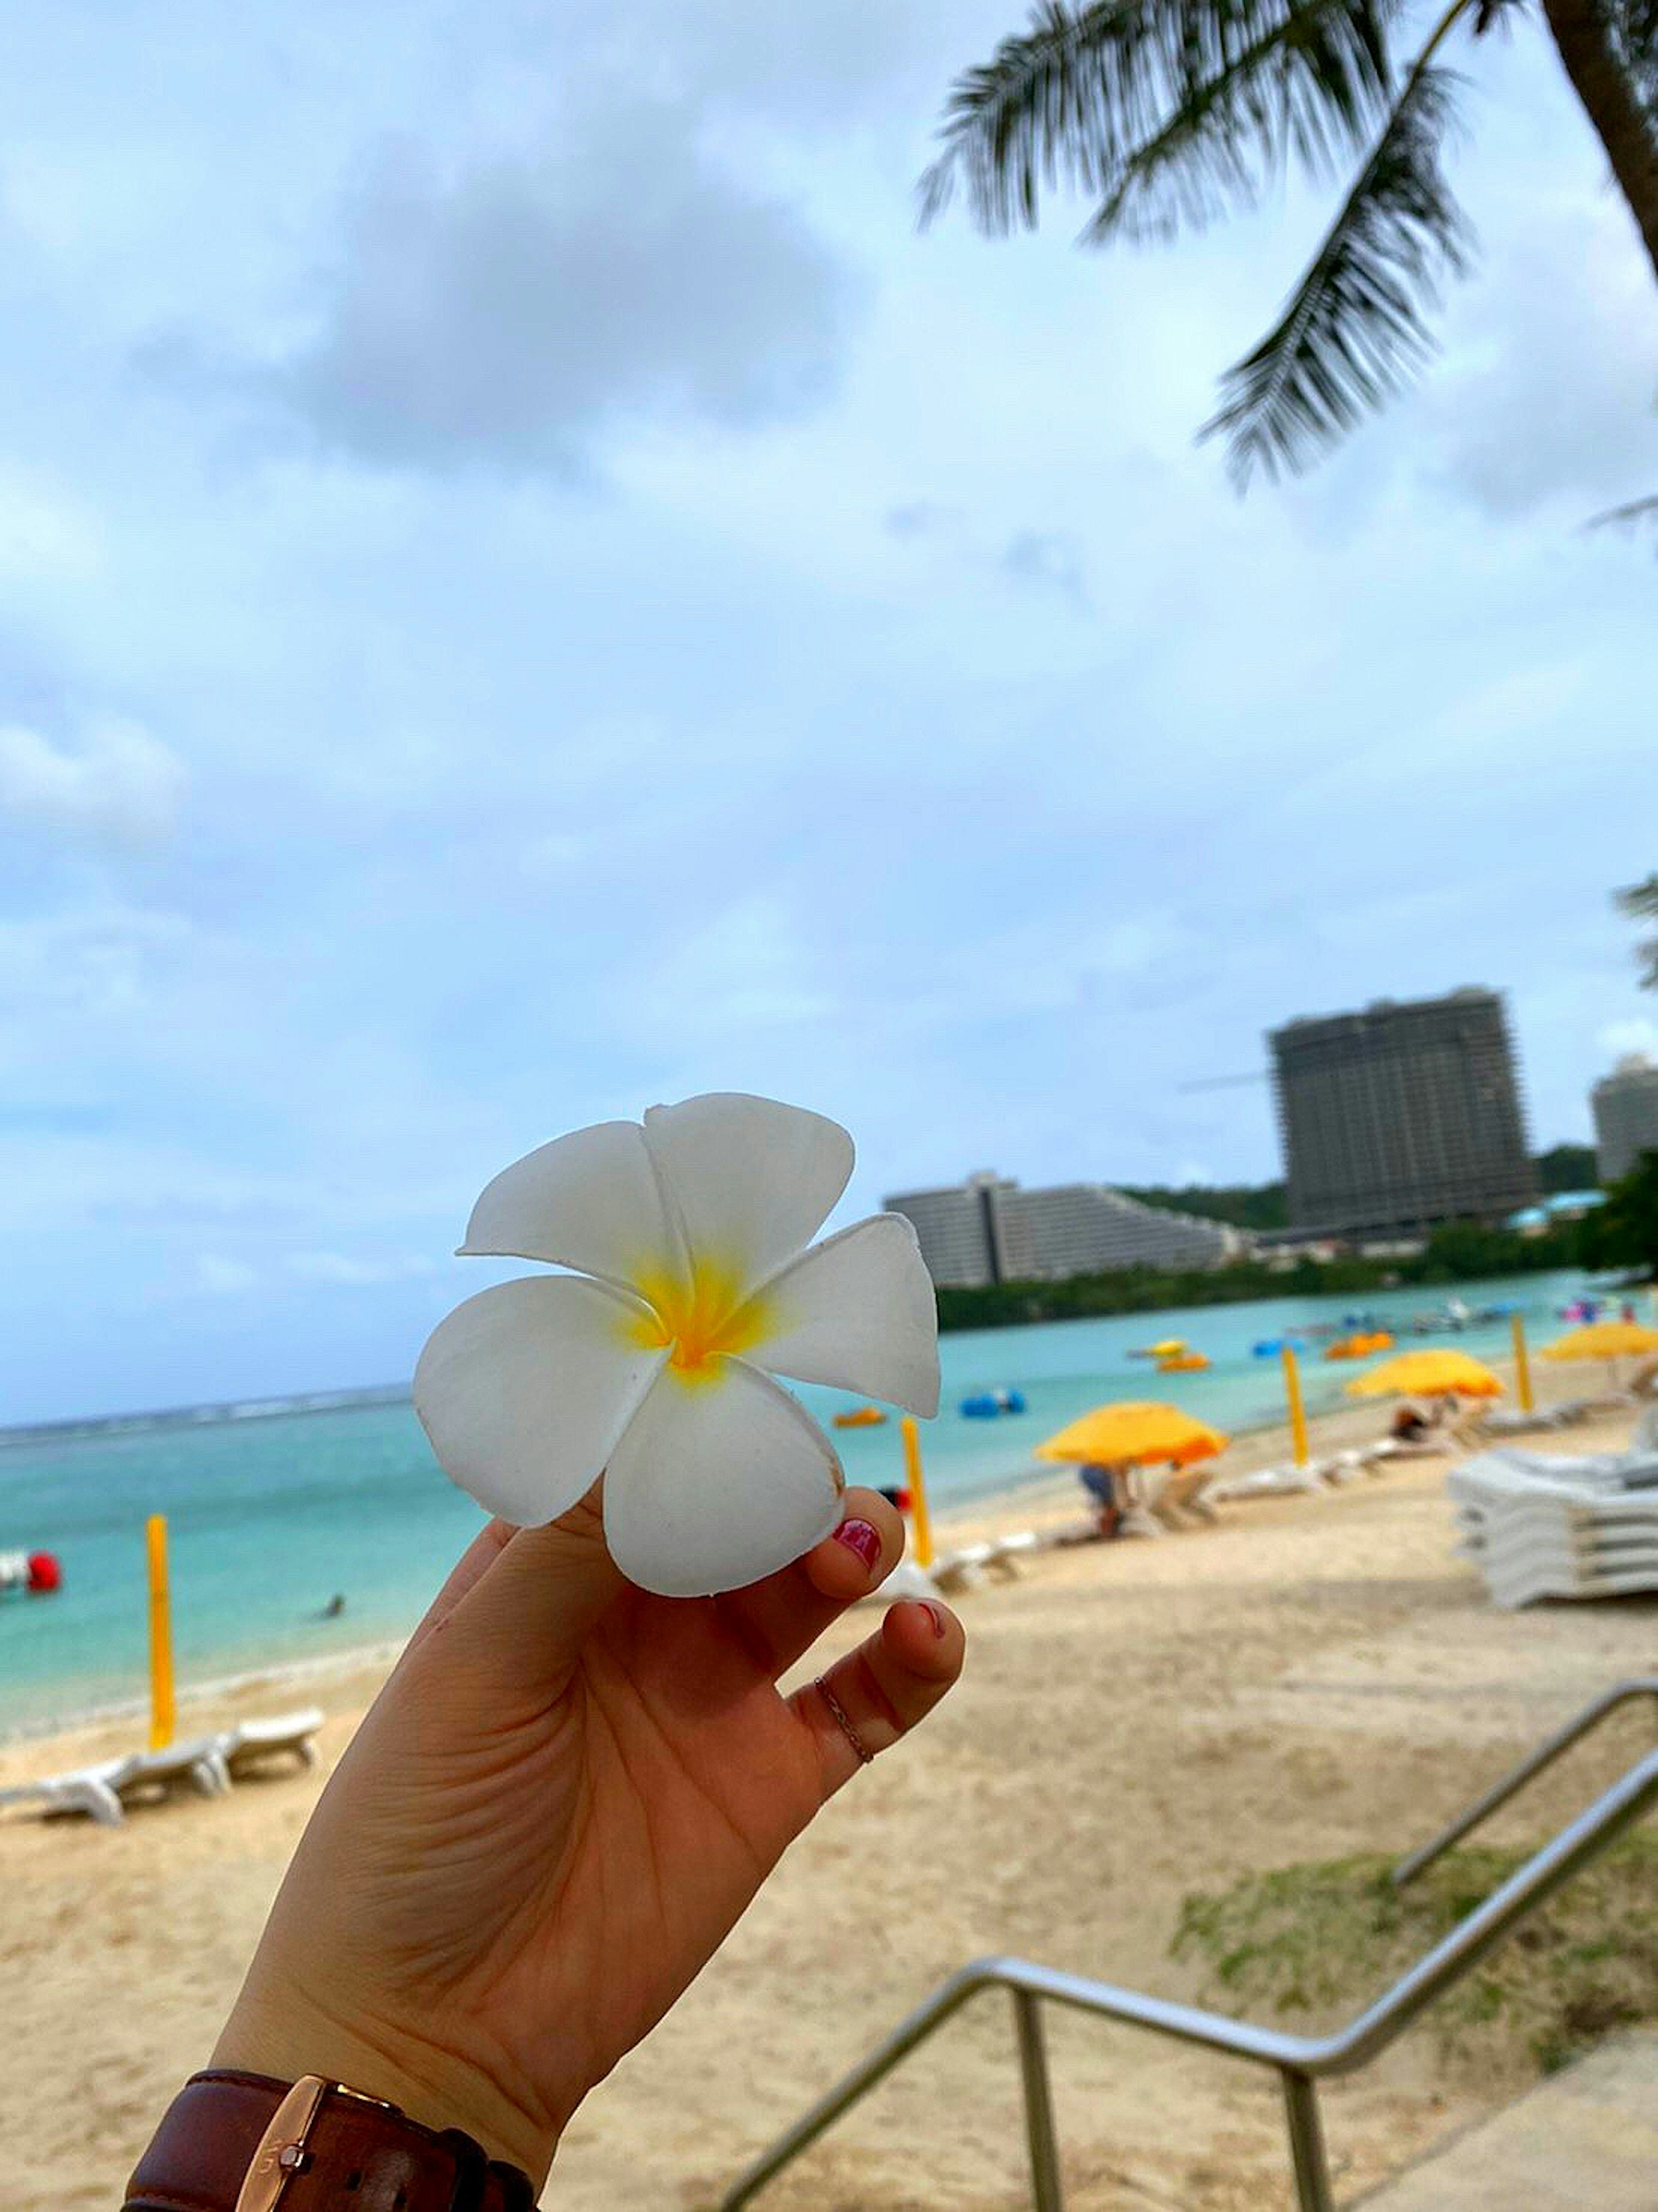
[1541,0,1658,280]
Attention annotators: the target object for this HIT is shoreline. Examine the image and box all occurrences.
[0,1344,1541,1751]
[0,1635,409,1749]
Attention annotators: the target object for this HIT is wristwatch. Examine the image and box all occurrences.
[124,2070,537,2210]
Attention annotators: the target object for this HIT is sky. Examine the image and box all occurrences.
[3,0,1655,1423]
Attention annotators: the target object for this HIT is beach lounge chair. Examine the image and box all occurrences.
[989,1530,1040,1569]
[1150,1464,1220,1527]
[1447,1449,1658,1608]
[0,1735,231,1827]
[1452,1400,1592,1448]
[1323,1448,1370,1484]
[1110,1466,1169,1539]
[928,1533,1040,1592]
[1363,1433,1445,1464]
[216,1708,323,1782]
[860,1559,938,1603]
[1209,1458,1329,1501]
[929,1542,995,1591]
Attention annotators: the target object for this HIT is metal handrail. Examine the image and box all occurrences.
[1392,1673,1658,1886]
[721,1733,1658,2211]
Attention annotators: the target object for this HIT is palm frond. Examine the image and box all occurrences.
[1083,0,1403,244]
[918,0,1398,238]
[1606,0,1658,104]
[1199,63,1471,484]
[1587,490,1658,538]
[1618,873,1658,988]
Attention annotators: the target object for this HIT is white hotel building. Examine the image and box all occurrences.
[884,1171,1244,1289]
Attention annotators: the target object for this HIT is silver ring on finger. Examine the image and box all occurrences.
[816,1673,874,1765]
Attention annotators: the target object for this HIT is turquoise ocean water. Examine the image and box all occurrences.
[0,1270,1608,1735]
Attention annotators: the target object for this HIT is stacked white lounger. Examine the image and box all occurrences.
[1448,1445,1658,1608]
[0,1708,323,1827]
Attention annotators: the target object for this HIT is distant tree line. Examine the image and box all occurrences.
[1118,1181,1291,1231]
[933,1188,1658,1333]
[1579,1152,1658,1278]
[1118,1145,1600,1239]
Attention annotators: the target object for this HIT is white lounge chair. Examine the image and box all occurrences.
[218,1708,323,1781]
[929,1531,1040,1590]
[1477,1401,1592,1437]
[1209,1458,1329,1501]
[1363,1434,1446,1464]
[1448,1449,1658,1608]
[0,1734,231,1827]
[867,1559,938,1603]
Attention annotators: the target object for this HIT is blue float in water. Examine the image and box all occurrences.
[959,1387,1026,1419]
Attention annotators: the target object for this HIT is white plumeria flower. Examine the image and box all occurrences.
[414,1093,940,1598]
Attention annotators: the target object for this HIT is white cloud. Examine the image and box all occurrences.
[1424,177,1658,521]
[194,1253,258,1295]
[0,717,186,848]
[1599,1017,1658,1063]
[0,903,190,1018]
[254,111,857,473]
[1000,529,1090,607]
[287,1251,438,1285]
[0,464,104,585]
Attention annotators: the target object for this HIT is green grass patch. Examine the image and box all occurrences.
[1172,1834,1658,2079]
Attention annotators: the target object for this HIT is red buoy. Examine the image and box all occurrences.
[25,1551,62,1594]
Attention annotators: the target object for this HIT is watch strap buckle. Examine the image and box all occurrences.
[232,2075,398,2212]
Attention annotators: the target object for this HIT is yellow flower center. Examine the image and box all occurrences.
[630,1257,771,1380]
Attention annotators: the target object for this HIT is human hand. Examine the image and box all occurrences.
[212,1485,963,2183]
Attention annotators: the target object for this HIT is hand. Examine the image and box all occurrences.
[212,1486,964,2183]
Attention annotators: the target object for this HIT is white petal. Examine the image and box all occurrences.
[748,1214,941,1416]
[414,1275,667,1526]
[602,1357,843,1597]
[642,1093,853,1296]
[458,1119,684,1294]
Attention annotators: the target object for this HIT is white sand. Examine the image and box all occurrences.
[3,1392,1654,2208]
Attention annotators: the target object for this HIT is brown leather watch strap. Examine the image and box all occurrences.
[124,2069,537,2211]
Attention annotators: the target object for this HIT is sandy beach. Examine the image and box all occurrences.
[4,1388,1655,2209]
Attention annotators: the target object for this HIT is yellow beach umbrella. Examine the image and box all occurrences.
[1346,1350,1503,1400]
[1037,1401,1228,1469]
[1540,1321,1658,1362]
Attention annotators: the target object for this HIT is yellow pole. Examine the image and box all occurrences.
[146,1514,175,1750]
[1510,1312,1533,1413]
[1281,1344,1309,1468]
[900,1415,934,1568]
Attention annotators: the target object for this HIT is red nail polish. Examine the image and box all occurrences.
[833,1517,882,1571]
[921,1600,949,1639]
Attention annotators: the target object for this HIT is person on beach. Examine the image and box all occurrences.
[1391,1401,1435,1443]
[123,1486,964,2209]
[1077,1461,1123,1538]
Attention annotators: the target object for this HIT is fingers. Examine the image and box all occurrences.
[788,1598,965,1801]
[402,1518,515,1660]
[716,1489,905,1680]
[415,1483,626,1704]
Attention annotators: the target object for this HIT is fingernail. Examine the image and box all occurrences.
[833,1517,882,1572]
[921,1600,949,1639]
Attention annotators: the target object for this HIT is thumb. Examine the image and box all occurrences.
[425,1481,626,1709]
